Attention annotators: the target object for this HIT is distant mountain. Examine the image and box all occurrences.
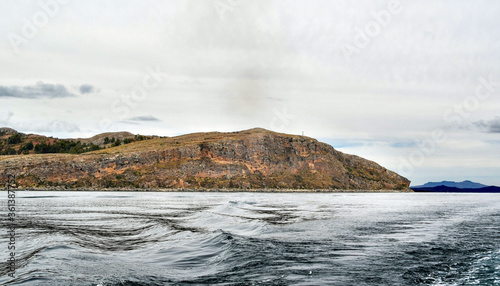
[412,185,500,193]
[412,180,488,189]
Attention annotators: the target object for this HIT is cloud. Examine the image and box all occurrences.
[79,84,96,94]
[119,115,160,126]
[391,142,418,148]
[44,120,81,133]
[4,119,81,134]
[128,115,161,122]
[0,82,75,99]
[0,111,14,125]
[474,117,500,133]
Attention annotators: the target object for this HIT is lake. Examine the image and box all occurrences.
[1,191,499,285]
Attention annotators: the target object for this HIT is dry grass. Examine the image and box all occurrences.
[90,128,314,154]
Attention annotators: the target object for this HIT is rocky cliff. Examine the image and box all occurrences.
[0,128,410,190]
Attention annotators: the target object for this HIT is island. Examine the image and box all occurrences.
[411,180,500,193]
[0,127,410,191]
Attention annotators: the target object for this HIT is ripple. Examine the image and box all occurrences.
[0,192,499,285]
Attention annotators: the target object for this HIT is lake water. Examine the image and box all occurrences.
[1,191,499,285]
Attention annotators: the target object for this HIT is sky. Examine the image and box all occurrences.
[1,0,499,186]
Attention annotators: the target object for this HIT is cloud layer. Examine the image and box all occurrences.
[1,0,499,185]
[0,82,75,99]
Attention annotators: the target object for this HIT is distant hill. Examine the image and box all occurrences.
[0,128,411,191]
[70,131,136,145]
[412,185,500,193]
[412,180,488,189]
[0,127,154,155]
[0,127,19,136]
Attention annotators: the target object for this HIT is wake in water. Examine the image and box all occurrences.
[0,192,499,285]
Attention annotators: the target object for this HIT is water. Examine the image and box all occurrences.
[1,192,499,285]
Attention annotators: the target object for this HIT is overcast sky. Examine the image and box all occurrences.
[1,0,499,185]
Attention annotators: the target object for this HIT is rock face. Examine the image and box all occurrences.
[0,128,410,190]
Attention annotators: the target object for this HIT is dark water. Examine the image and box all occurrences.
[1,192,499,285]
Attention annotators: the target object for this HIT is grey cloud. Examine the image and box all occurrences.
[474,117,500,133]
[79,84,96,94]
[128,116,161,122]
[0,82,75,99]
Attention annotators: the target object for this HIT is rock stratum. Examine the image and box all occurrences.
[0,128,410,191]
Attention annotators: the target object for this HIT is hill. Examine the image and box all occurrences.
[70,131,139,145]
[412,180,488,189]
[0,128,410,191]
[0,127,154,155]
[412,186,500,193]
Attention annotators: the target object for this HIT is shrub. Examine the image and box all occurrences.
[7,134,22,144]
[24,142,34,150]
[2,147,16,155]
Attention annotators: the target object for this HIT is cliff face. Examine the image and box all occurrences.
[0,128,410,190]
